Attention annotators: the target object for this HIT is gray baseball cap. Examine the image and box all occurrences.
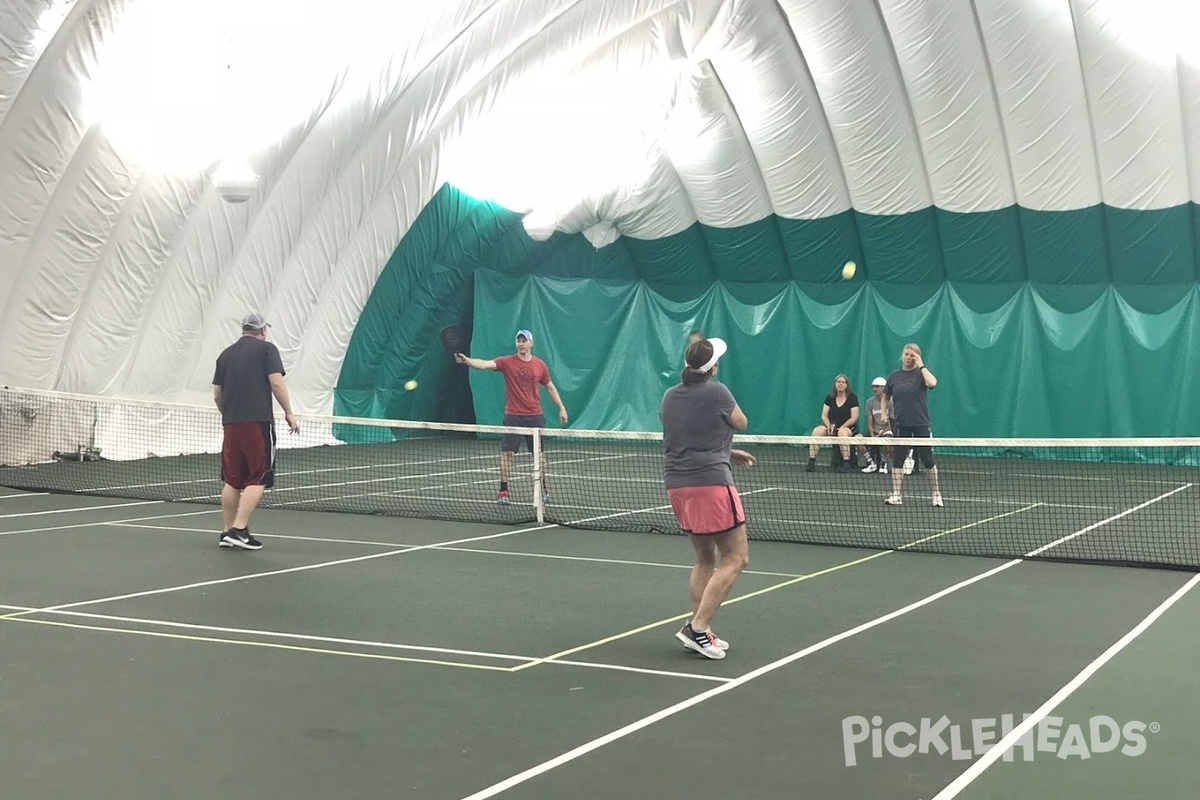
[242,312,270,330]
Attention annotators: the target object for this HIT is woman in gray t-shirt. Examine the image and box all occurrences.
[659,337,754,660]
[882,342,942,507]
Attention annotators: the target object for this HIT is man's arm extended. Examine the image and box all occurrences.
[455,354,497,370]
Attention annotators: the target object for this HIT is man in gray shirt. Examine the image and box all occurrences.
[212,313,300,550]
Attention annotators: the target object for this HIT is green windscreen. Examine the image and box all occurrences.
[468,270,1200,439]
[335,184,1200,439]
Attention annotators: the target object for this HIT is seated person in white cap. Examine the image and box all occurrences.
[856,376,892,473]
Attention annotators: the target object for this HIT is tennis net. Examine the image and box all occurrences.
[1,386,1197,570]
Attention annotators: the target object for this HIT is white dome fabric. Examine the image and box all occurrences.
[0,0,1196,414]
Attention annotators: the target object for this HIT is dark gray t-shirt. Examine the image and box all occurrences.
[213,336,285,424]
[885,367,931,428]
[659,381,737,489]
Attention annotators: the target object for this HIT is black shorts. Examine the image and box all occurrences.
[501,414,545,453]
[892,425,935,469]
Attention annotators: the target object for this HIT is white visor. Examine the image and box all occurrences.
[691,337,728,373]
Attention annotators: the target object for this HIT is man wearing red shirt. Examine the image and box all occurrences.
[455,329,569,504]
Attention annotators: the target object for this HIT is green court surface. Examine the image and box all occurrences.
[0,487,1197,799]
[944,582,1200,800]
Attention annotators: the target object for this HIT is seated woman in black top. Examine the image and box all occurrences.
[806,374,859,473]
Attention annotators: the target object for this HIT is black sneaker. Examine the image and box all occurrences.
[220,528,262,550]
[219,532,232,548]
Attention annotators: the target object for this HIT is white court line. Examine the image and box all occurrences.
[459,559,1025,799]
[268,453,624,503]
[109,522,425,548]
[278,490,527,511]
[551,473,662,486]
[0,492,47,500]
[1011,473,1182,486]
[456,485,1191,800]
[0,499,165,520]
[430,546,804,578]
[931,571,1200,799]
[0,606,729,684]
[950,469,1184,486]
[4,615,516,672]
[2,520,558,614]
[81,452,504,493]
[0,508,217,537]
[270,459,627,509]
[259,451,625,503]
[751,516,941,533]
[550,660,730,683]
[278,483,1110,514]
[106,522,804,578]
[6,496,713,616]
[171,466,522,505]
[4,606,535,662]
[767,485,1113,510]
[558,487,775,527]
[1023,483,1194,556]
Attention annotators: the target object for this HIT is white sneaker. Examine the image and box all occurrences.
[885,494,903,506]
[861,461,878,473]
[676,624,726,659]
[678,621,729,651]
[932,492,944,507]
[880,463,889,474]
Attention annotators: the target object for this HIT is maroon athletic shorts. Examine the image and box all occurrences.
[221,422,276,490]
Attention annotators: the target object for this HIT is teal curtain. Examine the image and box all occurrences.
[335,183,1200,440]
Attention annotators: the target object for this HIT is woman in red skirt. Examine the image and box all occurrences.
[659,336,755,660]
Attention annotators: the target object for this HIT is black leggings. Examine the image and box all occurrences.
[892,425,936,469]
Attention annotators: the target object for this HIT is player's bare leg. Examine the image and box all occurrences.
[233,485,265,529]
[497,451,516,504]
[221,483,240,531]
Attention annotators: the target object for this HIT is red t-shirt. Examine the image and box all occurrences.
[494,355,550,415]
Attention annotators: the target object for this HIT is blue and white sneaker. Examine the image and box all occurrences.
[679,626,729,652]
[675,623,727,659]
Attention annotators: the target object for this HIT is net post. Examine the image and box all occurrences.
[533,428,544,523]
